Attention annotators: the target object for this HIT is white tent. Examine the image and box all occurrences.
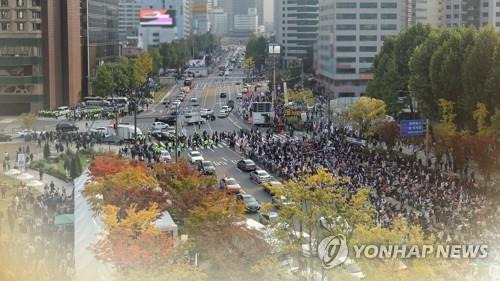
[155,211,178,239]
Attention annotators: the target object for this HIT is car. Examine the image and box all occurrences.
[176,95,185,102]
[237,194,261,213]
[188,150,204,163]
[250,169,272,184]
[259,211,278,225]
[221,105,231,112]
[162,99,171,105]
[226,100,235,110]
[90,127,107,134]
[198,160,216,175]
[56,123,78,132]
[57,106,70,116]
[16,129,34,138]
[159,151,172,161]
[218,109,228,118]
[218,71,224,76]
[155,116,176,126]
[200,108,213,117]
[236,93,243,99]
[0,133,12,142]
[235,81,241,85]
[262,180,283,195]
[219,177,242,194]
[220,92,227,98]
[190,97,198,104]
[272,195,293,209]
[152,121,169,130]
[237,159,256,172]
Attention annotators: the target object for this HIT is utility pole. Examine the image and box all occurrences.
[133,98,138,142]
[174,104,179,163]
[425,118,429,166]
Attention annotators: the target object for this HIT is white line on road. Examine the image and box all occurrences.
[228,117,242,129]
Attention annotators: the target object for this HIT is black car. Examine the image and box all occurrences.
[220,92,227,98]
[237,159,256,172]
[226,100,235,110]
[0,133,12,142]
[237,194,261,213]
[198,160,216,175]
[155,116,176,126]
[56,123,78,132]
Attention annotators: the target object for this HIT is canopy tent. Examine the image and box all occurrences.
[155,211,178,239]
[54,214,74,225]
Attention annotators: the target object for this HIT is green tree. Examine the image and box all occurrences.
[93,64,114,97]
[286,60,302,89]
[111,57,132,93]
[70,157,79,179]
[245,34,268,69]
[489,108,500,138]
[149,49,162,75]
[242,57,255,79]
[485,45,500,111]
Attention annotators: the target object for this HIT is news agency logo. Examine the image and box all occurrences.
[318,235,348,269]
[318,235,489,269]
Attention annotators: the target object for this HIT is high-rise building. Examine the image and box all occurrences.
[141,0,191,39]
[234,9,258,32]
[118,0,141,43]
[210,8,228,35]
[415,0,443,27]
[317,0,408,98]
[275,0,319,64]
[191,0,212,33]
[0,0,82,114]
[81,0,120,96]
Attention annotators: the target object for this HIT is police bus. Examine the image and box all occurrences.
[251,102,273,126]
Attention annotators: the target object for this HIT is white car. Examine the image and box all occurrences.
[152,122,169,130]
[188,150,204,163]
[221,105,231,112]
[200,108,213,117]
[249,169,272,184]
[57,106,70,116]
[218,109,228,118]
[16,129,34,138]
[159,151,171,161]
[236,93,243,99]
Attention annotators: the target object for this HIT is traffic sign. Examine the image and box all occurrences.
[400,119,426,137]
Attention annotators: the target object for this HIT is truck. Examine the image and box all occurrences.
[106,124,142,140]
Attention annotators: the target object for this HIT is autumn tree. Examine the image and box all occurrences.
[375,122,400,152]
[243,57,255,79]
[286,89,316,107]
[349,97,387,138]
[89,154,147,179]
[19,112,37,129]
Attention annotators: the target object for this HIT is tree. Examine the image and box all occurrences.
[242,57,255,79]
[375,122,400,152]
[286,61,302,89]
[70,157,79,179]
[473,103,490,135]
[89,154,146,179]
[437,99,456,133]
[469,135,498,181]
[485,45,500,112]
[93,64,114,97]
[150,49,162,75]
[489,108,500,138]
[349,97,387,137]
[43,142,50,159]
[111,57,132,94]
[245,34,268,69]
[19,113,37,129]
[286,89,316,106]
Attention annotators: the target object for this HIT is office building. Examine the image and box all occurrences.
[317,0,408,98]
[275,0,319,64]
[210,8,228,35]
[191,0,212,33]
[81,0,120,97]
[234,8,258,32]
[0,0,82,114]
[118,0,141,42]
[415,0,443,27]
[141,0,191,39]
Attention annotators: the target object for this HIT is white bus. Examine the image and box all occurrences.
[251,102,273,126]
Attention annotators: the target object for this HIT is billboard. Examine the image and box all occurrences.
[400,119,426,137]
[139,9,176,27]
[268,44,281,55]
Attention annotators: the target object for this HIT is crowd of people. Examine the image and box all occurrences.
[225,125,499,246]
[0,180,74,281]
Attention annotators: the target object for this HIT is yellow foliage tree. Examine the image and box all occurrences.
[473,102,490,135]
[19,112,37,129]
[286,89,317,106]
[243,57,255,78]
[349,97,387,137]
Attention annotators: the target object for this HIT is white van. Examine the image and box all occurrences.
[183,112,205,125]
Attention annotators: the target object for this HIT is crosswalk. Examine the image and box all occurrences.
[211,159,239,167]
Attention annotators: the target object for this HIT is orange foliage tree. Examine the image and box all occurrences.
[469,135,498,181]
[89,154,147,179]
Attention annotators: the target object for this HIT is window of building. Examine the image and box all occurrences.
[360,13,377,19]
[454,4,459,9]
[0,0,7,7]
[381,13,397,19]
[359,67,372,73]
[336,68,356,74]
[381,2,397,8]
[360,24,377,30]
[336,35,356,41]
[16,0,23,7]
[0,11,8,19]
[497,2,500,7]
[446,14,451,19]
[497,22,500,26]
[17,22,24,31]
[446,5,451,9]
[16,10,24,19]
[483,12,489,17]
[336,2,356,8]
[454,14,459,18]
[336,46,356,52]
[0,22,9,31]
[360,2,377,8]
[336,13,356,19]
[381,24,397,30]
[359,57,374,63]
[360,46,377,52]
[32,11,40,19]
[483,2,489,7]
[336,24,356,30]
[497,12,500,17]
[31,0,39,6]
[360,35,377,41]
[152,32,160,36]
[336,57,356,63]
[32,22,40,31]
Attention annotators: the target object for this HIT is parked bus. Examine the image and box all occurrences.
[251,102,273,126]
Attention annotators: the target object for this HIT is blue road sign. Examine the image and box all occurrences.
[400,119,426,137]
